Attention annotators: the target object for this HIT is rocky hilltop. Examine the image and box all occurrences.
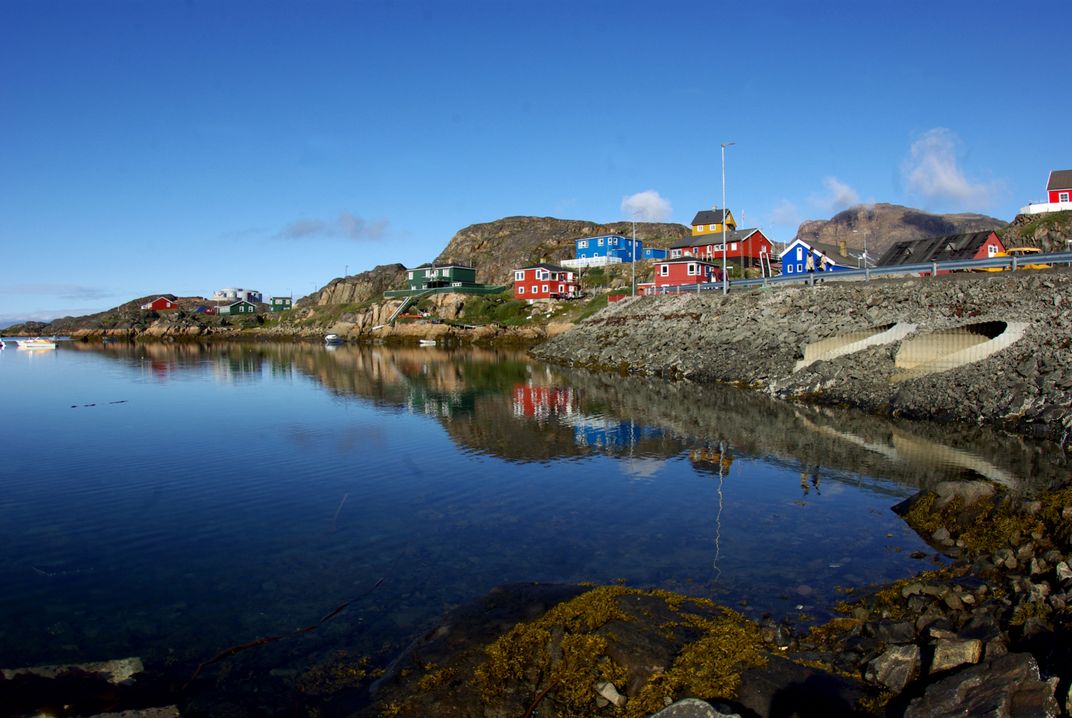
[305,263,408,307]
[795,203,1005,259]
[434,216,691,284]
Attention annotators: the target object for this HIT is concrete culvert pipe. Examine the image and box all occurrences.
[893,321,1027,382]
[795,323,913,372]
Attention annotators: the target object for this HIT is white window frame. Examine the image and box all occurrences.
[687,263,697,276]
[660,264,669,276]
[1061,192,1070,202]
[531,285,538,293]
[796,247,803,260]
[731,242,738,250]
[542,284,549,293]
[518,286,525,294]
[578,239,588,249]
[515,271,524,281]
[709,224,718,231]
[786,264,794,274]
[598,238,604,246]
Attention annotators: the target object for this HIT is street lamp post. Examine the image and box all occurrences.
[721,142,735,294]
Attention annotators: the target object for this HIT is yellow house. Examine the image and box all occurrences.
[690,208,737,237]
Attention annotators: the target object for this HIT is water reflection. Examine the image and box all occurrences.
[61,340,1065,491]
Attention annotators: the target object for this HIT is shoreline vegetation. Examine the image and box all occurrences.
[8,271,1072,715]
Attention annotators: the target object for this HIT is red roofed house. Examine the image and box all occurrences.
[670,224,775,274]
[140,296,178,311]
[513,263,580,302]
[641,258,722,294]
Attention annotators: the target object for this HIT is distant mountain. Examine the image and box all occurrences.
[794,204,1006,261]
[0,319,35,330]
[434,216,692,285]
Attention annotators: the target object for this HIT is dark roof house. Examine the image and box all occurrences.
[690,209,733,226]
[876,231,1004,267]
[1047,169,1072,191]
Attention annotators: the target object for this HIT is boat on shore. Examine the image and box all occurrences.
[324,334,345,346]
[16,337,57,350]
[419,339,437,347]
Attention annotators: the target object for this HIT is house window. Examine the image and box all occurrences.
[709,224,718,231]
[407,272,413,279]
[578,240,588,248]
[660,264,669,276]
[531,285,538,293]
[687,263,697,276]
[796,247,803,261]
[731,242,738,250]
[988,245,998,257]
[515,271,524,281]
[519,286,525,294]
[786,264,794,274]
[1061,192,1070,202]
[542,284,548,293]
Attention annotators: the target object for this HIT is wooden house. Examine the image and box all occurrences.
[407,263,478,291]
[513,263,580,302]
[140,296,178,311]
[643,258,722,294]
[668,228,774,270]
[1047,169,1072,204]
[778,239,849,276]
[220,300,257,315]
[875,231,1005,270]
[269,296,293,312]
[690,209,737,237]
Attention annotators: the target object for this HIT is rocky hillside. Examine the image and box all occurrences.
[434,216,691,284]
[1000,210,1072,252]
[304,263,408,307]
[795,204,1005,259]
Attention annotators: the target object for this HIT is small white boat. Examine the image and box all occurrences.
[324,334,344,345]
[419,339,437,347]
[16,337,57,350]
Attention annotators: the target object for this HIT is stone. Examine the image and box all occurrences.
[865,644,920,692]
[651,698,740,718]
[933,480,996,510]
[905,653,1058,718]
[930,638,983,673]
[865,620,916,644]
[1056,561,1072,583]
[594,680,627,708]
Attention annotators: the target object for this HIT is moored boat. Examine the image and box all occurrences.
[419,339,437,347]
[324,334,344,345]
[16,337,57,350]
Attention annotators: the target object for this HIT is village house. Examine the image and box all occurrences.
[690,208,736,237]
[875,231,1005,272]
[269,296,293,312]
[513,263,580,302]
[219,299,257,315]
[1019,169,1072,215]
[406,263,478,291]
[563,234,667,268]
[140,295,178,311]
[640,257,722,294]
[778,239,849,276]
[668,227,774,271]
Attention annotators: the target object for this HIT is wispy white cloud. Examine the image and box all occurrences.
[901,128,1000,209]
[276,211,388,241]
[768,199,801,227]
[621,190,672,222]
[810,176,860,212]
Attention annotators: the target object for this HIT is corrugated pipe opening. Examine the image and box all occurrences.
[795,322,914,372]
[893,321,1026,382]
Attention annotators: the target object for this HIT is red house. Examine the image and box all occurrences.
[140,296,178,311]
[668,228,774,270]
[1047,169,1072,204]
[513,263,580,302]
[642,258,722,294]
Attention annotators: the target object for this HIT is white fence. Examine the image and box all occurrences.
[1018,201,1072,215]
[560,256,624,269]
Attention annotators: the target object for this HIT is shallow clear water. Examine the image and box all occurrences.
[0,341,1055,710]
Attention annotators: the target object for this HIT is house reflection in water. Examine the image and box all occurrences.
[689,445,734,477]
[573,417,663,451]
[512,384,577,421]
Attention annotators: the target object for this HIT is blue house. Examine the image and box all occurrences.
[573,234,667,264]
[778,239,846,276]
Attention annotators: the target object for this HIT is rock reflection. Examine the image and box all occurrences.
[66,342,1066,491]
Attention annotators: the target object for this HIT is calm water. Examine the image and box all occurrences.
[0,341,1061,711]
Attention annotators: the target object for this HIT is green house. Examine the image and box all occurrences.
[406,263,477,291]
[269,296,292,312]
[220,300,257,315]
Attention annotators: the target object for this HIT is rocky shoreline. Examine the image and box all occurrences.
[533,270,1072,442]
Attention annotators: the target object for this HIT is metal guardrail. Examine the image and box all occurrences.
[643,251,1072,295]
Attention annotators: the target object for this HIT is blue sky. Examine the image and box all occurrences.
[2,0,1069,323]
